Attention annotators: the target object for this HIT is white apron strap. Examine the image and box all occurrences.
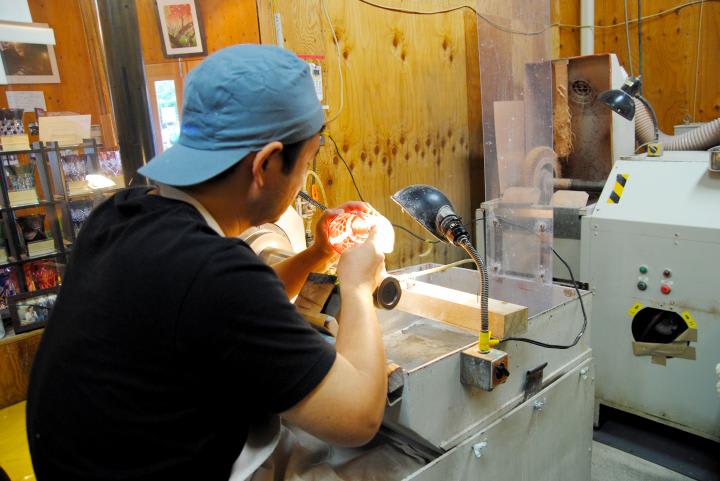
[228,414,282,481]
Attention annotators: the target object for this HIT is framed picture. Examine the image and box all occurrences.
[9,287,59,334]
[0,40,60,84]
[155,0,207,58]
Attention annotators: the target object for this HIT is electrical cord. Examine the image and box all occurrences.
[325,133,439,246]
[327,134,365,202]
[321,0,345,124]
[394,224,441,243]
[354,0,717,32]
[638,0,643,91]
[467,216,588,349]
[623,0,635,77]
[692,0,705,121]
[356,0,551,35]
[502,246,588,349]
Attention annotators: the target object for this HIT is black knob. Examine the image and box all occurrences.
[373,276,402,310]
[495,363,510,380]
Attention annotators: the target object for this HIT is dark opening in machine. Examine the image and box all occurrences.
[631,308,688,344]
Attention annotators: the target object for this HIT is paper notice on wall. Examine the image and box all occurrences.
[39,115,91,147]
[273,13,284,48]
[307,62,323,101]
[6,91,46,113]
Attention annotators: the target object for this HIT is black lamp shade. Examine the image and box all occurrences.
[598,89,636,120]
[391,184,457,242]
[598,76,644,121]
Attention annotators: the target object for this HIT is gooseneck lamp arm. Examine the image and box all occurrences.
[392,185,492,353]
[635,94,659,141]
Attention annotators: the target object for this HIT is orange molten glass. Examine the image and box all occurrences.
[327,210,394,254]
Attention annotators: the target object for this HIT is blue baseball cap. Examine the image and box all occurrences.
[138,44,324,186]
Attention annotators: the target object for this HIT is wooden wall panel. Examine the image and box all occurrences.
[0,0,111,144]
[0,330,42,408]
[552,0,581,58]
[135,0,260,65]
[257,0,475,268]
[595,0,719,132]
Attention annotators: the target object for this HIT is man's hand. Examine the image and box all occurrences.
[282,227,388,448]
[311,201,372,258]
[271,201,374,299]
[336,227,386,295]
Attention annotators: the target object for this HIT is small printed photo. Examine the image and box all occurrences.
[5,163,36,192]
[23,260,61,292]
[1,42,53,76]
[98,150,122,178]
[61,154,90,183]
[17,214,48,243]
[0,39,60,84]
[0,267,19,311]
[69,200,95,237]
[10,288,59,333]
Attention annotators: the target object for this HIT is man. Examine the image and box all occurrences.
[27,45,387,480]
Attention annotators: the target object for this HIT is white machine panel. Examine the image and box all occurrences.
[592,152,720,235]
[584,153,720,441]
[407,359,594,481]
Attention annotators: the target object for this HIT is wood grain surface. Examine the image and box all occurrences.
[257,0,475,269]
[0,330,43,409]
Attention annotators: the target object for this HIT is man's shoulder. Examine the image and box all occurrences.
[80,187,266,276]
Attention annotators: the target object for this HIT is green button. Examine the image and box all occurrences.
[639,265,648,274]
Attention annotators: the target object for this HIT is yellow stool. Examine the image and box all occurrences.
[0,402,35,480]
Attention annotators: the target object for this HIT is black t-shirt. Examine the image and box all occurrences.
[26,187,336,481]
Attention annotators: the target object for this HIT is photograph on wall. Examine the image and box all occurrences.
[0,41,60,84]
[155,0,207,58]
[9,287,59,334]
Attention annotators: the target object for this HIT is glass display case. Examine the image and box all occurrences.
[0,138,124,324]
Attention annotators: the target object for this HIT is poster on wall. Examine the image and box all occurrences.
[0,40,60,84]
[155,0,207,58]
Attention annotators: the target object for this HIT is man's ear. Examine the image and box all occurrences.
[251,141,283,188]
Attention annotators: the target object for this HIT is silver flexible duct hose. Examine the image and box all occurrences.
[459,238,489,339]
[634,98,720,150]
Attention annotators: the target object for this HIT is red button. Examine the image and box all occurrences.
[660,284,672,295]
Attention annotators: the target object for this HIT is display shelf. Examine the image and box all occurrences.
[0,138,122,322]
[53,187,123,202]
[0,140,85,315]
[0,250,68,268]
[0,143,104,156]
[1,200,57,212]
[0,148,44,156]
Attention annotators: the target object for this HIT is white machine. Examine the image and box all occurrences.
[245,215,595,480]
[582,151,720,441]
[245,186,594,481]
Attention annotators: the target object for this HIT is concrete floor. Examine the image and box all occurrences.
[592,442,695,481]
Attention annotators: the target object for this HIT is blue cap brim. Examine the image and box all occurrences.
[137,142,251,187]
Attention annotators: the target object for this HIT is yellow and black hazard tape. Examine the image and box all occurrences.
[608,173,629,204]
